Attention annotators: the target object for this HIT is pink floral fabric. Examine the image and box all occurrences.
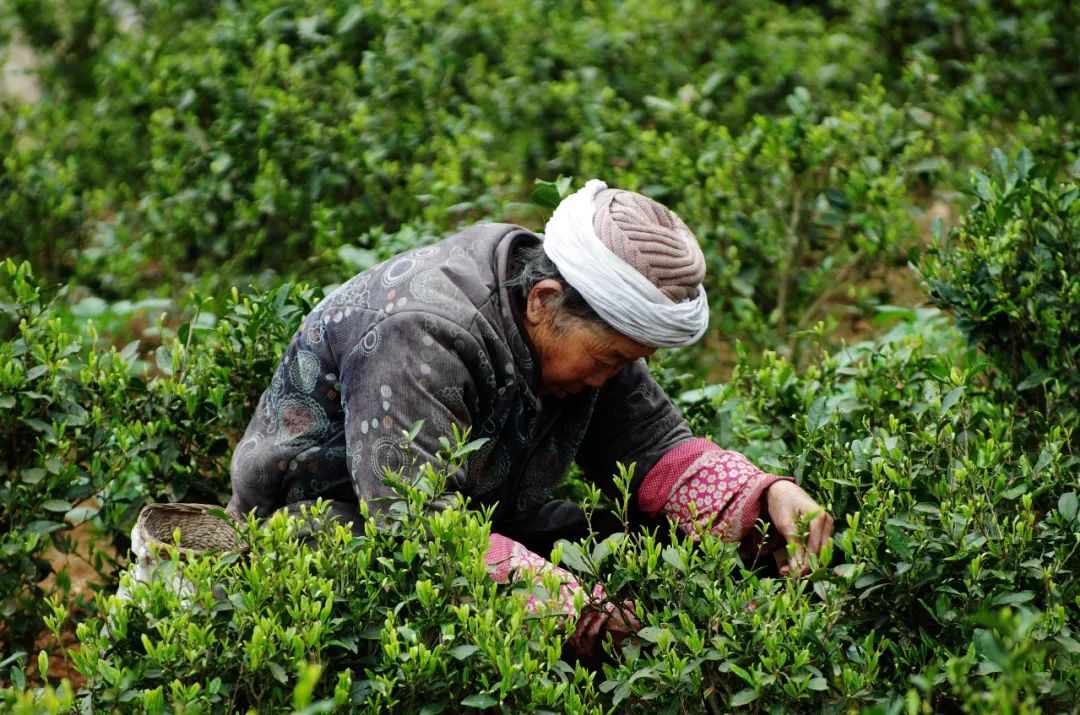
[482,439,791,653]
[637,437,793,544]
[484,533,635,657]
[484,533,603,617]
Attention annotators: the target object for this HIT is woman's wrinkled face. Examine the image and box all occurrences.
[524,280,655,398]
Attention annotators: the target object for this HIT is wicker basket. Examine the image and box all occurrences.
[134,503,248,558]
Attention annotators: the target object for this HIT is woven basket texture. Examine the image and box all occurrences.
[135,503,247,556]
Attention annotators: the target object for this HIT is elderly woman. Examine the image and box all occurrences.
[228,180,833,650]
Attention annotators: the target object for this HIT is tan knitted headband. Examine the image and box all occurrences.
[591,188,705,303]
[542,180,708,347]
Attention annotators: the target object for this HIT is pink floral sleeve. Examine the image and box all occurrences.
[637,437,794,546]
[484,533,604,617]
[485,533,632,657]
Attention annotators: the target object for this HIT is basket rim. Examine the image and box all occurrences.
[136,502,248,554]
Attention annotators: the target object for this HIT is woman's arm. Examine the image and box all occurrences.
[577,363,832,568]
[638,439,833,573]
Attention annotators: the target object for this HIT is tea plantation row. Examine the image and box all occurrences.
[1,0,1078,712]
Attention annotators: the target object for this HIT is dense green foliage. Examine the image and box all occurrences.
[1,0,1079,712]
[65,466,601,712]
[571,82,931,363]
[0,261,321,654]
[923,153,1080,435]
[665,321,1079,712]
[13,316,1080,713]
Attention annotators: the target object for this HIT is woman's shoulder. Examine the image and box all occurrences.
[298,223,535,364]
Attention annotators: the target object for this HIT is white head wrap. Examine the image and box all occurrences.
[541,179,709,348]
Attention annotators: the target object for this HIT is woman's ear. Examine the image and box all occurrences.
[525,279,564,327]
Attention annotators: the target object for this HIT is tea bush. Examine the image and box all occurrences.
[922,149,1080,439]
[612,312,1080,712]
[0,109,87,284]
[8,310,1076,711]
[125,281,323,507]
[568,83,929,362]
[2,0,1079,710]
[8,0,1065,297]
[0,0,869,293]
[60,440,603,713]
[0,259,140,652]
[0,677,74,715]
[0,260,321,660]
[846,0,1080,119]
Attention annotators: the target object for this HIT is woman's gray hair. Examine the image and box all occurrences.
[507,242,613,334]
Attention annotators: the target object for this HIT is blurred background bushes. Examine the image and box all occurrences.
[3,0,1077,297]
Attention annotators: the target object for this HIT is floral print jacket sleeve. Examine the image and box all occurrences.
[636,437,794,545]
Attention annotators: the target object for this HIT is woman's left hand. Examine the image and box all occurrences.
[764,480,834,577]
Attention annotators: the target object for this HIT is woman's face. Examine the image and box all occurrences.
[524,280,655,398]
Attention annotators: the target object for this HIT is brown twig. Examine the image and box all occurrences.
[775,187,804,346]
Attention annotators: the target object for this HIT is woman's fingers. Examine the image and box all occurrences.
[765,480,835,577]
[791,513,834,576]
[806,512,828,555]
[818,513,835,552]
[773,547,790,575]
[790,542,808,577]
[607,600,640,641]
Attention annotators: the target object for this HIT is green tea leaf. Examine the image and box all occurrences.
[530,183,562,210]
[1016,370,1051,391]
[973,629,1009,669]
[155,345,174,376]
[730,688,758,707]
[940,387,963,413]
[990,591,1035,607]
[460,694,498,708]
[661,545,687,573]
[973,171,995,202]
[67,506,100,523]
[805,396,829,432]
[1016,148,1033,180]
[266,661,288,684]
[1055,635,1080,654]
[449,645,478,661]
[10,664,25,691]
[24,364,50,381]
[20,468,46,484]
[1058,492,1078,522]
[991,148,1009,179]
[27,520,64,535]
[637,626,670,644]
[336,5,364,34]
[557,542,589,572]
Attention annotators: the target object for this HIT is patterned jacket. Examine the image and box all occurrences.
[228,223,694,528]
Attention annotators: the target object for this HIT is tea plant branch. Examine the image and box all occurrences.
[704,680,724,715]
[171,297,204,386]
[775,186,804,346]
[792,248,867,342]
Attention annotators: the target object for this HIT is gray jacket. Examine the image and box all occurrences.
[228,223,692,527]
